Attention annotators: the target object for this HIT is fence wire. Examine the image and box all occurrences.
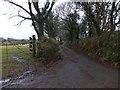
[2,39,32,61]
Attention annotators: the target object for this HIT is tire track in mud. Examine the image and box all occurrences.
[59,45,118,88]
[2,45,118,88]
[1,55,33,87]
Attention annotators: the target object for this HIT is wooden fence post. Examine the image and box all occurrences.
[29,37,32,54]
[32,35,36,57]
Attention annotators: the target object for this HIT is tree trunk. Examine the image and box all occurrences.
[38,23,44,41]
[83,3,101,37]
[110,2,115,32]
[70,32,73,44]
[76,29,79,45]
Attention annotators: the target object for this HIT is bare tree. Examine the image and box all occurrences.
[5,0,55,41]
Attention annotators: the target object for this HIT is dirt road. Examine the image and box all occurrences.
[4,45,118,88]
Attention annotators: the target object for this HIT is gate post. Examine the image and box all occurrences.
[32,35,36,57]
[29,37,32,54]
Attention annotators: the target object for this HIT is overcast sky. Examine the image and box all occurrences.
[0,0,69,39]
[0,1,35,39]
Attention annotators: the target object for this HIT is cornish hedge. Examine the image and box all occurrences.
[68,31,120,67]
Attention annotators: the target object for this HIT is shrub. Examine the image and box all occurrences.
[36,36,63,64]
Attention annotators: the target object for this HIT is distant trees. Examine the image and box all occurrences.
[54,2,73,19]
[0,37,5,46]
[44,12,60,39]
[1,38,29,46]
[63,11,80,44]
[75,1,120,37]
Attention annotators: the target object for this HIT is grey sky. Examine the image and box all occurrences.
[0,1,36,39]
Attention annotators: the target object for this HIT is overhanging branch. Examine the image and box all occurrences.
[8,14,31,20]
[18,15,31,20]
[14,19,26,26]
[17,10,31,20]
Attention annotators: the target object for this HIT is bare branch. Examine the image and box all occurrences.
[45,1,50,10]
[28,1,35,18]
[32,0,41,15]
[14,19,26,26]
[44,1,55,20]
[8,14,31,20]
[41,1,50,16]
[18,15,31,20]
[9,15,18,19]
[6,0,31,15]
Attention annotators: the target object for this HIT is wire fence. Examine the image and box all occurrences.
[1,40,31,61]
[2,35,37,62]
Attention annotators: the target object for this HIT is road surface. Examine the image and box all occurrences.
[4,45,118,88]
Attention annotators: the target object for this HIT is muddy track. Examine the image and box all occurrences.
[2,45,118,88]
[1,55,33,87]
[11,55,33,71]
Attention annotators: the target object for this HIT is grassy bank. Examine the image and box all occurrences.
[66,32,120,68]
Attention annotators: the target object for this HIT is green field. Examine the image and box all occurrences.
[0,45,33,79]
